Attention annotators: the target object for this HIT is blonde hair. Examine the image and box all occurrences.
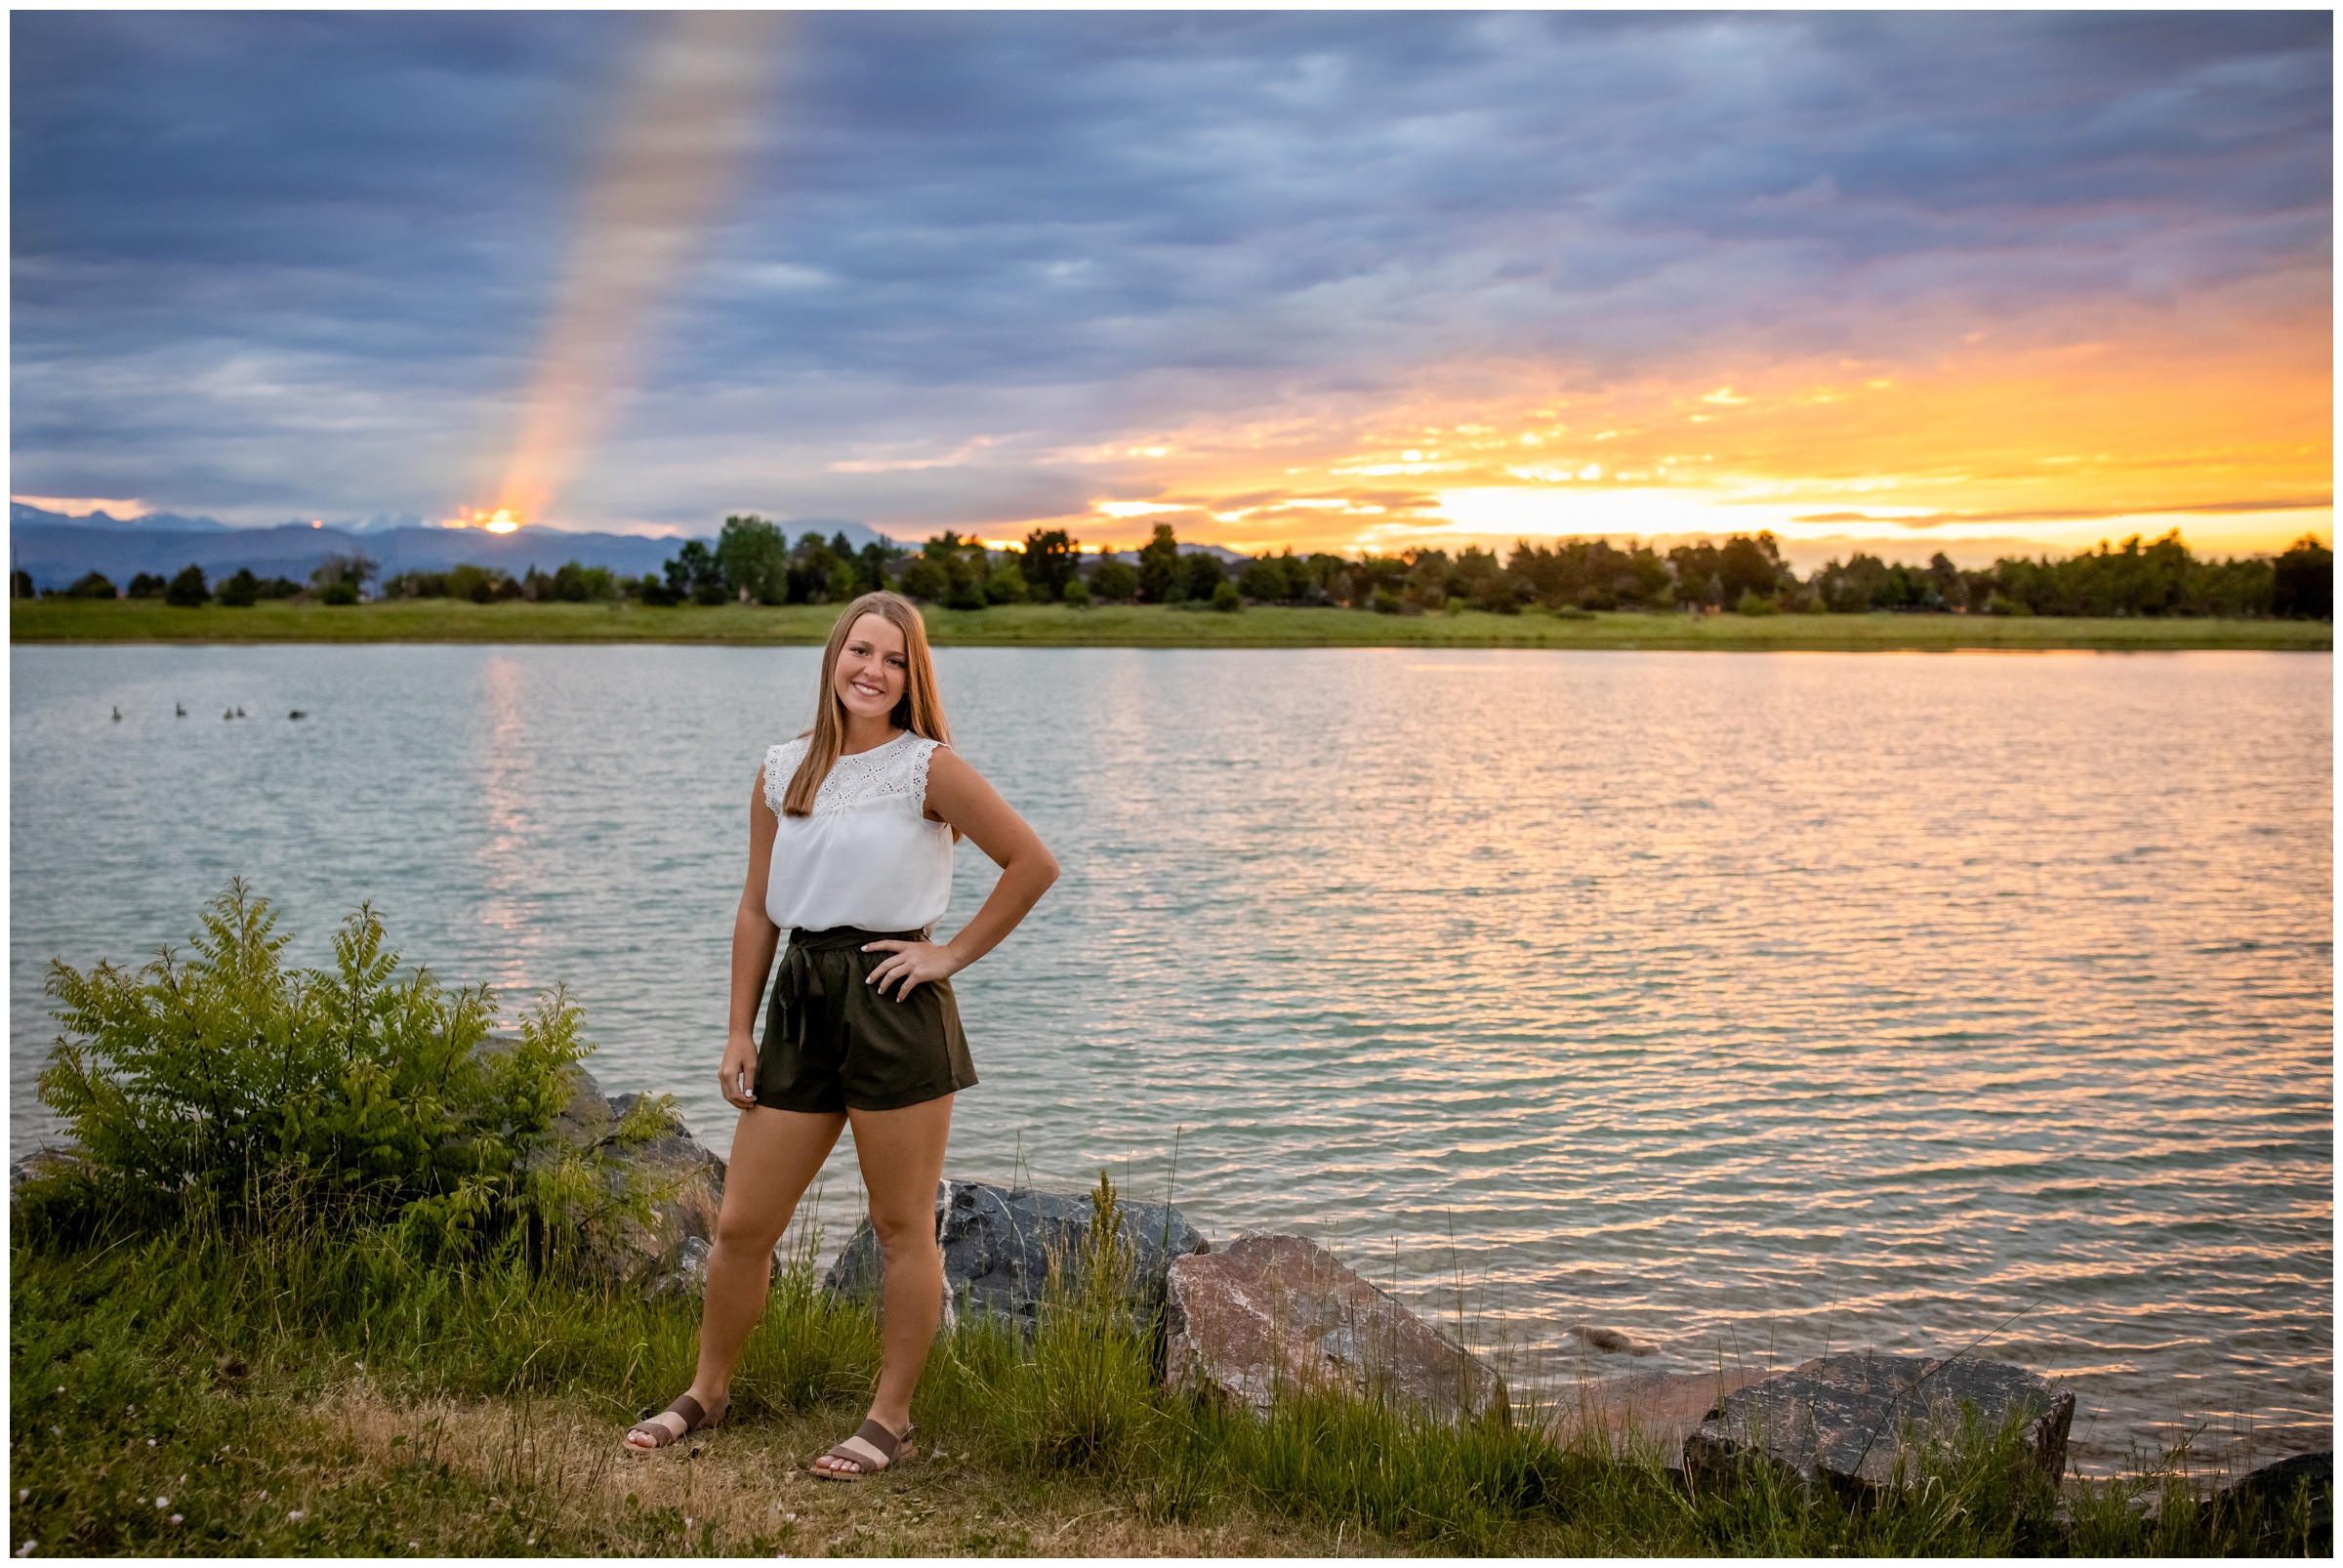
[782,591,952,817]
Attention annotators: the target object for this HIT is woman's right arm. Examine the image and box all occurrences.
[720,764,783,1109]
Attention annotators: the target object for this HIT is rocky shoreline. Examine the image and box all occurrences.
[555,1071,2327,1517]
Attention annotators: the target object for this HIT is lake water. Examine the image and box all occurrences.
[11,644,2332,1472]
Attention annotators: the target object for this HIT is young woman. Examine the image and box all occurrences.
[624,591,1057,1477]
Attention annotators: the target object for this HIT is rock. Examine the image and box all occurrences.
[823,1178,1207,1329]
[644,1234,716,1300]
[1682,1352,2074,1497]
[540,1065,727,1292]
[2217,1452,2332,1550]
[1164,1232,1506,1424]
[1552,1366,1783,1468]
[1572,1323,1661,1357]
[9,1142,85,1195]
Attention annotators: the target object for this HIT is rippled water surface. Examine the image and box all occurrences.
[12,644,2331,1470]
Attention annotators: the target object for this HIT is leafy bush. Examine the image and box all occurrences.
[1061,576,1091,608]
[35,881,598,1254]
[65,571,118,599]
[217,568,262,608]
[320,580,360,605]
[1211,580,1242,612]
[1735,590,1780,616]
[126,572,169,599]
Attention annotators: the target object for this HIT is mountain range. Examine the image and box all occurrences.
[7,505,901,592]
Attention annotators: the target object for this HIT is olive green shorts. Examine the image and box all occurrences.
[755,926,979,1114]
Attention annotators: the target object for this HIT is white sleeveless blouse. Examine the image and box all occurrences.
[761,731,953,934]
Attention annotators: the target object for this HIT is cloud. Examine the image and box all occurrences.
[8,11,2330,540]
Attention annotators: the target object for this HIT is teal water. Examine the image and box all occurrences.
[11,644,2331,1471]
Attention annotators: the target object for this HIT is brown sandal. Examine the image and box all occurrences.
[811,1418,915,1480]
[624,1391,727,1451]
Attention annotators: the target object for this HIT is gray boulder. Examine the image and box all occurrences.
[540,1065,727,1293]
[1682,1352,2074,1497]
[822,1178,1207,1329]
[1164,1232,1506,1424]
[2217,1452,2332,1551]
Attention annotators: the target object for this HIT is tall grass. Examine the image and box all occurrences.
[12,1173,2325,1556]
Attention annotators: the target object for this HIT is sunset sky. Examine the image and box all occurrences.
[12,11,2331,564]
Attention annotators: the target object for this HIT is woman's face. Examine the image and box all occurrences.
[834,612,910,722]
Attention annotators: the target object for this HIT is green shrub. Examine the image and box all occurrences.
[65,571,118,599]
[1211,580,1242,613]
[1735,590,1780,616]
[35,881,596,1253]
[1060,577,1091,608]
[320,580,360,605]
[217,568,262,608]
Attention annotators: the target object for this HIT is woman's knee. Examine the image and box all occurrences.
[868,1212,939,1268]
[714,1206,789,1257]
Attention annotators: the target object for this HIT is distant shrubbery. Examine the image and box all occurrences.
[32,520,2328,622]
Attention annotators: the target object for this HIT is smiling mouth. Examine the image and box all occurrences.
[850,679,887,698]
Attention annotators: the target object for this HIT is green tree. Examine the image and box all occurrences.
[1088,557,1136,602]
[985,559,1030,603]
[1211,579,1242,612]
[217,568,262,607]
[2271,535,2332,620]
[942,552,990,610]
[1717,533,1785,606]
[718,516,789,604]
[65,571,118,599]
[1022,529,1079,601]
[1135,523,1180,603]
[126,572,169,599]
[898,556,948,600]
[1237,557,1287,601]
[164,564,210,607]
[663,541,726,604]
[1176,550,1225,602]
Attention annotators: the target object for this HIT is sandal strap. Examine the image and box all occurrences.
[851,1418,905,1461]
[666,1393,707,1428]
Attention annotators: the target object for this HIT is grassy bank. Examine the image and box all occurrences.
[12,596,2333,650]
[10,1204,2322,1557]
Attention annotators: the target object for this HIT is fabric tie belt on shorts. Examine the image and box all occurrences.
[773,926,926,1054]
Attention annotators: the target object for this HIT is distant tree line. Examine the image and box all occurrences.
[27,518,2330,623]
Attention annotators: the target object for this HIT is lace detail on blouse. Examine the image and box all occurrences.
[762,733,941,817]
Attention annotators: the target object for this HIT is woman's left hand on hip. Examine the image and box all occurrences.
[861,938,964,1001]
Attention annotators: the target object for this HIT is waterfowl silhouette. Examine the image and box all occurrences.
[111,707,122,722]
[288,710,307,721]
[234,705,246,718]
[175,702,186,717]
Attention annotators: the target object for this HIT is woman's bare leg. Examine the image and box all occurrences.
[810,1093,953,1474]
[626,1104,844,1448]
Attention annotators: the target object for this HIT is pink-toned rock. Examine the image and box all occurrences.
[1165,1233,1505,1424]
[1550,1366,1784,1469]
